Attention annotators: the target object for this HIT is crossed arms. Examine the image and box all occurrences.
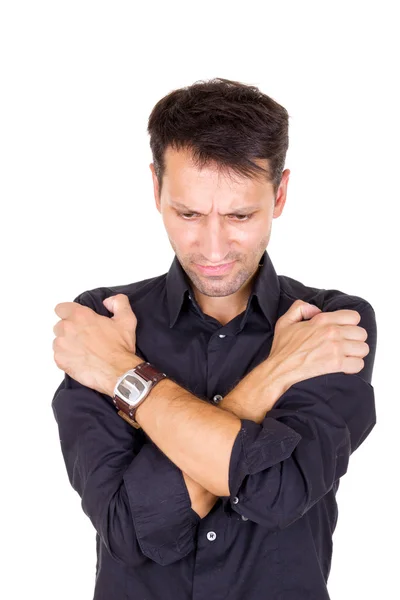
[51,291,377,567]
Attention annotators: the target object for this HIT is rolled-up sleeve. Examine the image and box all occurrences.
[228,302,377,530]
[51,290,200,567]
[52,375,200,567]
[123,439,201,564]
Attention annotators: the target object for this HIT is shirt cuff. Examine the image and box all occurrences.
[228,418,302,502]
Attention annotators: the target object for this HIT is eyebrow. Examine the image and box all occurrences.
[170,201,259,214]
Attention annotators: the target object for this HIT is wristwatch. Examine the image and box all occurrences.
[112,361,168,429]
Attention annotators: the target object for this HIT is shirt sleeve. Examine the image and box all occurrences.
[227,301,377,529]
[51,290,201,568]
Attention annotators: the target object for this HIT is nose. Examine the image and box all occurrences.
[199,218,231,264]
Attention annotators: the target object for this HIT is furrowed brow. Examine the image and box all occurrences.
[170,201,259,214]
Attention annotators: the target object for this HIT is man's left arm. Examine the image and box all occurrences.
[131,302,377,528]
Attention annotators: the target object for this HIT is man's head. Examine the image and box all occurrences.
[147,77,290,314]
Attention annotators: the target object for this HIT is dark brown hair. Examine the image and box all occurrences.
[147,77,290,197]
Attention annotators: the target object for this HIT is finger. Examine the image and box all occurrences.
[279,300,321,326]
[103,294,136,322]
[55,301,89,320]
[53,321,65,336]
[341,339,370,358]
[54,302,75,318]
[316,309,361,326]
[341,356,365,375]
[339,324,368,341]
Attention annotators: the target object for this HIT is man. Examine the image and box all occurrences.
[51,77,376,600]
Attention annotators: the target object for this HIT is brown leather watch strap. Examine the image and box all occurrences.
[113,362,167,429]
[133,361,168,385]
[117,410,142,429]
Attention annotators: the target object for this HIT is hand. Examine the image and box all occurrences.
[53,293,138,395]
[267,299,370,391]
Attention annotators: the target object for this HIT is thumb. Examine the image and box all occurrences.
[279,299,321,327]
[103,294,136,322]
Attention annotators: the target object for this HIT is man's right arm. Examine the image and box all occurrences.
[52,289,279,566]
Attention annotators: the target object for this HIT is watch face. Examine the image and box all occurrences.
[117,374,147,405]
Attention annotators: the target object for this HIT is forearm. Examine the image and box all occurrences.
[219,356,288,422]
[183,366,284,517]
[107,353,287,507]
[132,355,287,497]
[186,357,288,515]
[135,376,240,496]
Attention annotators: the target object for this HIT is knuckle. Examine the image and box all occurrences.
[62,320,72,333]
[312,311,327,324]
[328,338,339,358]
[80,305,92,318]
[325,324,338,339]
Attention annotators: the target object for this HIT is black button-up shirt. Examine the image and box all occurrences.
[51,250,377,600]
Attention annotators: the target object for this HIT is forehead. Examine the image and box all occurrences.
[163,146,270,195]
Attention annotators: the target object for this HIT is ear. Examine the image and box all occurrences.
[149,163,161,213]
[273,168,290,218]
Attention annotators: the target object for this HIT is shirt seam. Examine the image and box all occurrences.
[279,288,371,312]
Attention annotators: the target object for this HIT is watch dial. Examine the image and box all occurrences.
[117,374,146,404]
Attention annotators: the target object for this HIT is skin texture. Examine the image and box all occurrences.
[150,146,290,325]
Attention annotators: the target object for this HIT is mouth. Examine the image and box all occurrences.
[194,260,236,275]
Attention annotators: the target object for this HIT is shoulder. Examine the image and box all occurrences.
[73,272,168,316]
[278,272,375,318]
[278,273,377,384]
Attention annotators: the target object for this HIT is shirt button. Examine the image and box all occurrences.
[232,496,239,504]
[213,394,223,403]
[207,531,217,541]
[218,334,226,338]
[241,515,248,521]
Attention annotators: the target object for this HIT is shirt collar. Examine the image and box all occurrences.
[166,249,280,331]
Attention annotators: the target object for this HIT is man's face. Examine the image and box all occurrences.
[150,146,289,302]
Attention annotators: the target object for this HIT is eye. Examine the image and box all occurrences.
[178,213,253,221]
[180,213,199,219]
[229,214,252,221]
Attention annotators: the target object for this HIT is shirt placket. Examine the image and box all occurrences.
[192,505,230,600]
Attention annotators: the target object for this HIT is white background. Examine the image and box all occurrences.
[1,1,398,598]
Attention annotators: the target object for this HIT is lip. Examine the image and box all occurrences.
[195,260,236,275]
